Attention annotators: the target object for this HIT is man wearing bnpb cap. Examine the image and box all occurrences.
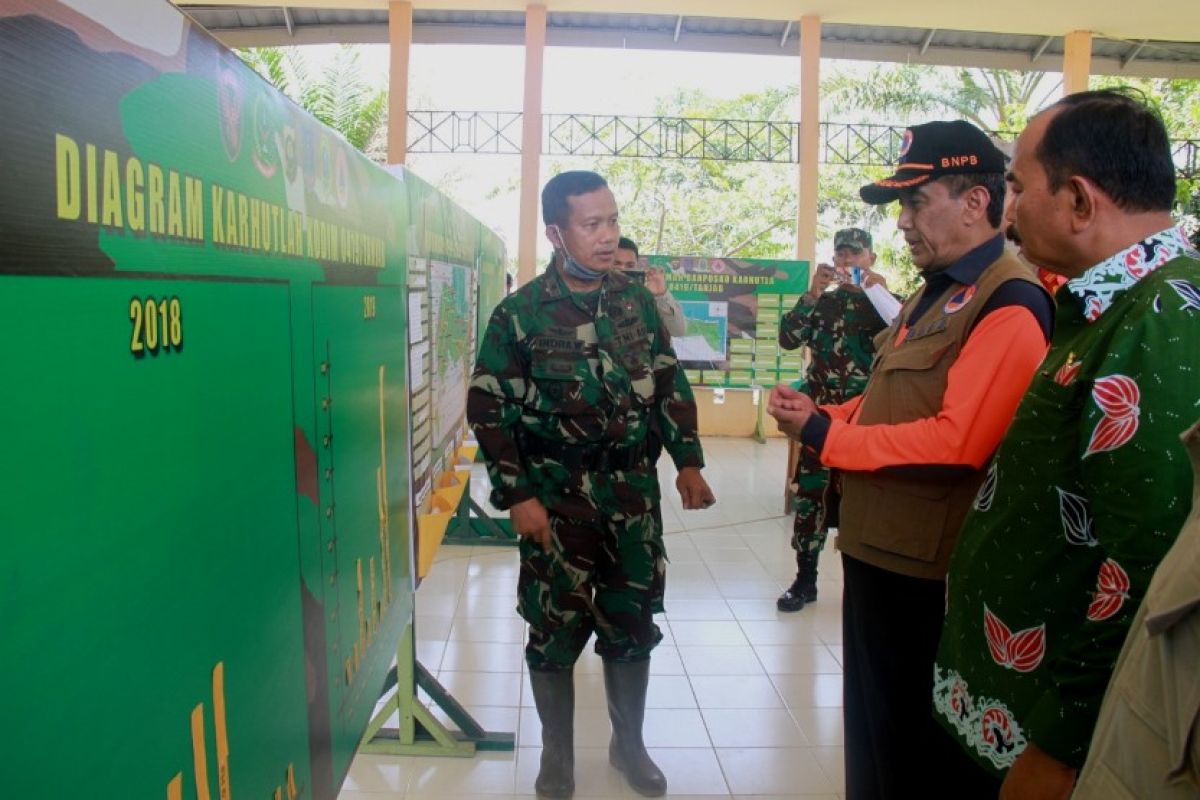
[768,120,1054,799]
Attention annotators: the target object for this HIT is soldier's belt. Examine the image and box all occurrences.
[522,435,648,472]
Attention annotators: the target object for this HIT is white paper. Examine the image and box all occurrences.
[410,342,429,389]
[408,292,425,344]
[865,283,902,325]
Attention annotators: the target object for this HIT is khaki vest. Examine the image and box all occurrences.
[837,250,1040,580]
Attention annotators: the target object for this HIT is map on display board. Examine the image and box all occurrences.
[674,300,729,362]
[429,260,475,448]
[645,255,810,389]
[402,169,481,582]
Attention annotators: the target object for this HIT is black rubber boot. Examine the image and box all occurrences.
[529,668,575,799]
[776,550,820,612]
[603,659,667,797]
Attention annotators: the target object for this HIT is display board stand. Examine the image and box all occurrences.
[753,387,768,444]
[442,470,517,547]
[359,623,515,757]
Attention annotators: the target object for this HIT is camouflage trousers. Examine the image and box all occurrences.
[517,507,665,671]
[792,444,830,556]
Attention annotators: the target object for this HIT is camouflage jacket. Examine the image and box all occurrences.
[778,285,888,405]
[467,262,704,519]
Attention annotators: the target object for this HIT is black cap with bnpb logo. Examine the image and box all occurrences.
[860,120,1007,205]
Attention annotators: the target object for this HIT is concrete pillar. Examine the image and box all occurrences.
[796,15,820,265]
[386,1,413,165]
[517,4,547,285]
[1063,30,1093,95]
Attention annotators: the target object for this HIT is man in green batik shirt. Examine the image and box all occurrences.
[776,227,890,612]
[934,90,1200,799]
[468,170,715,800]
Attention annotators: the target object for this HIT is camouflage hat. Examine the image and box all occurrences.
[833,227,872,252]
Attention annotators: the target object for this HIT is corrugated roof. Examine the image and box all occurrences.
[176,5,1200,78]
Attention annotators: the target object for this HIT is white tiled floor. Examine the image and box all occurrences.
[342,437,846,799]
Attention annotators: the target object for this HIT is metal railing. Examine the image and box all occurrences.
[407,111,522,154]
[405,110,1200,178]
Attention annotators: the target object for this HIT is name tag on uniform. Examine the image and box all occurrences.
[904,317,949,342]
[531,336,587,352]
[610,321,650,347]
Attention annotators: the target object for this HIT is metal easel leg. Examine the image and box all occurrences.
[359,622,514,757]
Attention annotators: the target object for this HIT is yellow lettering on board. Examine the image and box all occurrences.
[148,163,165,234]
[210,184,224,245]
[55,134,81,220]
[190,703,212,800]
[213,662,231,800]
[85,143,98,223]
[167,170,183,237]
[249,197,261,250]
[101,149,122,227]
[224,188,237,247]
[237,192,249,247]
[125,157,144,232]
[185,176,204,241]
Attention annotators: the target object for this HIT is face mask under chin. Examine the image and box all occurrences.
[553,226,606,282]
[561,252,606,281]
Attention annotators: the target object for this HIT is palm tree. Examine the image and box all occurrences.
[240,45,387,158]
[822,64,1058,133]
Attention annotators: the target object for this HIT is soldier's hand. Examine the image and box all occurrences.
[510,497,552,551]
[644,268,668,297]
[861,269,888,290]
[676,467,716,510]
[807,263,835,298]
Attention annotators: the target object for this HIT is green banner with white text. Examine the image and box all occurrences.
[645,254,810,388]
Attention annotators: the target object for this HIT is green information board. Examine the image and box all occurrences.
[3,276,313,797]
[0,2,509,797]
[645,255,810,388]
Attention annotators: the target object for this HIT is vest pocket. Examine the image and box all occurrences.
[869,340,956,421]
[857,476,953,563]
[878,339,953,371]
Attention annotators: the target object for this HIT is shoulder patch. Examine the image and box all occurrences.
[944,284,977,314]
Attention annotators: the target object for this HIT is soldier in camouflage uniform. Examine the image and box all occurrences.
[468,171,715,800]
[776,228,889,612]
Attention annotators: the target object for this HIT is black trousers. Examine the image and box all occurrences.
[842,554,1001,800]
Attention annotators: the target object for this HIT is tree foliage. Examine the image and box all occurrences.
[236,44,1200,275]
[822,64,1060,132]
[588,66,1199,292]
[1089,76,1200,240]
[239,46,387,156]
[553,87,800,261]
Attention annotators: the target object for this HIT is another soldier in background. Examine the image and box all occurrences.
[468,170,715,800]
[614,237,687,337]
[775,228,890,612]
